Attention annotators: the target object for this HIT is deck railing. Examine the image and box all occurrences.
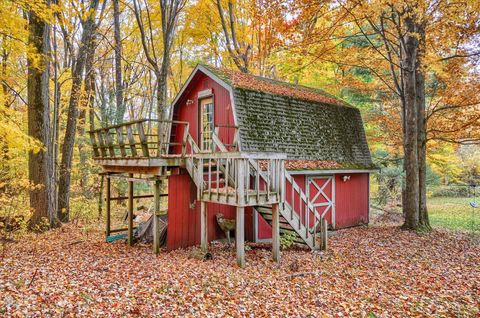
[213,125,239,152]
[88,119,190,158]
[192,152,285,206]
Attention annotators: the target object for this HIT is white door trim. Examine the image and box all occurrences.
[306,175,336,229]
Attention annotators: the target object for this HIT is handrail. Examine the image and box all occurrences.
[198,155,283,206]
[89,119,190,159]
[88,119,189,134]
[213,125,239,151]
[284,171,324,240]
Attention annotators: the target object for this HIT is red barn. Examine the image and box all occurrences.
[90,64,375,266]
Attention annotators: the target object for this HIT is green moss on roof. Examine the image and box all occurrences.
[197,64,373,168]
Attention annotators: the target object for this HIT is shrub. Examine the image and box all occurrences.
[280,231,297,250]
[430,186,472,198]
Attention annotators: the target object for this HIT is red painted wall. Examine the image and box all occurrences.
[334,173,370,228]
[255,172,370,241]
[171,72,235,153]
[166,69,253,250]
[167,172,253,250]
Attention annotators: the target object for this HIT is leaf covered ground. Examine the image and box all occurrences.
[1,221,479,317]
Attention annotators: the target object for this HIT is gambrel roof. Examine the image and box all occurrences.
[172,64,374,170]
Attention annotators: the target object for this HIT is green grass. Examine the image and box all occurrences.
[428,196,480,233]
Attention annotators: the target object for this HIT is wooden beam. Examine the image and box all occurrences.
[108,226,137,234]
[89,132,100,157]
[103,166,163,176]
[236,206,245,268]
[116,126,127,157]
[321,218,328,250]
[126,124,138,157]
[201,201,208,252]
[106,176,111,238]
[136,122,149,157]
[95,157,185,167]
[153,179,161,254]
[272,203,280,263]
[128,173,134,246]
[109,194,167,201]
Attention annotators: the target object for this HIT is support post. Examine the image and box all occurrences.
[106,175,111,238]
[236,206,245,267]
[272,203,280,262]
[321,218,328,250]
[200,201,208,252]
[128,173,134,246]
[153,179,161,254]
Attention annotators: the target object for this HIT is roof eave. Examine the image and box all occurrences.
[171,64,236,105]
[288,168,379,175]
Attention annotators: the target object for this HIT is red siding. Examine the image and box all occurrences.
[167,70,370,246]
[171,72,235,153]
[167,172,253,250]
[256,172,370,240]
[334,173,370,228]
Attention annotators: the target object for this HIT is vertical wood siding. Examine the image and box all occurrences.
[334,173,370,228]
[171,72,235,152]
[167,173,253,250]
[166,71,253,250]
[255,172,370,240]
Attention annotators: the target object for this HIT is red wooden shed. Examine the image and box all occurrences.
[89,64,375,267]
[167,64,374,244]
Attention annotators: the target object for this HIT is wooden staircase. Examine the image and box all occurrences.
[256,206,316,247]
[206,131,327,250]
[184,132,283,206]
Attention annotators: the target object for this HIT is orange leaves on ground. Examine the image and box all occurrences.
[0,223,479,317]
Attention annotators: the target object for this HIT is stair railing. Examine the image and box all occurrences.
[248,158,325,248]
[194,152,284,206]
[184,133,202,190]
[284,171,325,247]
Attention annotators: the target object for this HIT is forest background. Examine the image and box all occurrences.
[0,0,479,233]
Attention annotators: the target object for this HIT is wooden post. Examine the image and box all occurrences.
[321,218,328,250]
[200,201,208,252]
[272,203,280,262]
[236,206,245,268]
[106,175,111,238]
[153,179,161,254]
[128,173,134,246]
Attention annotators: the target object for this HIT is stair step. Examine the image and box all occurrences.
[258,212,293,228]
[256,206,311,247]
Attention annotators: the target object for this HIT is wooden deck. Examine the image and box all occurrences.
[89,119,327,267]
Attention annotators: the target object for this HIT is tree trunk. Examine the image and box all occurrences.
[157,60,169,120]
[51,19,61,220]
[113,0,124,124]
[77,39,96,198]
[416,27,430,231]
[27,6,55,227]
[401,16,420,230]
[57,0,99,222]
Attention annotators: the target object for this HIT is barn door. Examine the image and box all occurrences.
[307,176,335,229]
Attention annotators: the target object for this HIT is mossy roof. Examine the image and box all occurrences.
[199,64,374,170]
